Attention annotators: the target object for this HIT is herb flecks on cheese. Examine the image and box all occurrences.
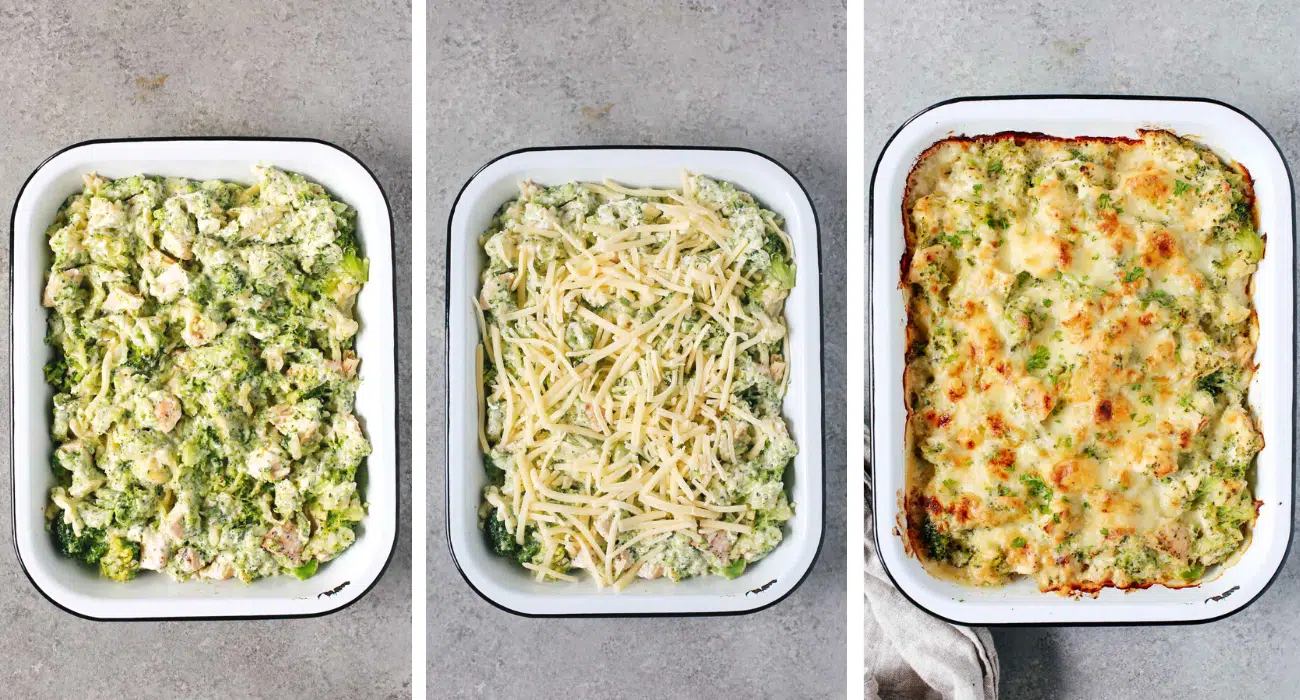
[42,166,371,583]
[902,130,1263,594]
[476,174,797,588]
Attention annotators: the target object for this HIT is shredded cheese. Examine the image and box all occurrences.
[476,174,799,588]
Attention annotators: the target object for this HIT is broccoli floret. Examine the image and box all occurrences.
[517,534,541,564]
[485,516,541,564]
[922,518,954,561]
[486,514,518,558]
[336,227,361,257]
[341,251,369,284]
[1216,500,1254,532]
[1197,370,1228,397]
[1235,227,1264,263]
[292,559,319,580]
[99,535,140,581]
[125,344,160,373]
[100,175,146,200]
[300,383,331,401]
[52,519,107,565]
[768,254,796,289]
[210,265,245,298]
[110,484,158,526]
[1115,543,1158,581]
[187,274,215,305]
[43,357,68,389]
[531,182,583,208]
[199,180,245,209]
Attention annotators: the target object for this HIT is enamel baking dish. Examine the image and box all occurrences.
[870,97,1295,625]
[11,138,399,620]
[446,147,824,616]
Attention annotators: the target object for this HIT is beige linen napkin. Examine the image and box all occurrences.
[865,427,1000,700]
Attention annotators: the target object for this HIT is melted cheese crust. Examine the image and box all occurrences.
[901,130,1264,594]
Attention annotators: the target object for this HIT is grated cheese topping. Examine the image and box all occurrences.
[476,173,798,587]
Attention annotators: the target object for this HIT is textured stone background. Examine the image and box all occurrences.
[0,2,412,698]
[428,1,847,698]
[866,1,1300,698]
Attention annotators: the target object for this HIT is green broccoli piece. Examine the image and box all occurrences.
[1216,500,1254,532]
[485,516,542,564]
[1197,370,1228,397]
[187,274,214,305]
[1236,227,1264,263]
[341,251,369,284]
[486,514,519,559]
[768,255,796,290]
[210,265,245,298]
[336,228,361,257]
[300,383,331,401]
[1115,544,1158,580]
[1140,289,1177,309]
[124,344,160,373]
[43,357,68,390]
[292,559,320,580]
[721,559,747,579]
[199,180,245,209]
[99,535,140,581]
[922,517,954,561]
[110,484,158,526]
[100,175,146,200]
[52,519,107,565]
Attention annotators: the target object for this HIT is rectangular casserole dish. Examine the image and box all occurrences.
[870,96,1295,625]
[446,146,824,616]
[11,137,399,620]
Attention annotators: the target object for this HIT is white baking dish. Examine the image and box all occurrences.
[10,138,399,620]
[870,97,1295,625]
[446,147,824,615]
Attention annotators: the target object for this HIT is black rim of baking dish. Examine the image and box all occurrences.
[444,145,826,618]
[9,135,401,622]
[868,94,1297,627]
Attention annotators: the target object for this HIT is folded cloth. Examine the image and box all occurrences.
[865,427,1000,700]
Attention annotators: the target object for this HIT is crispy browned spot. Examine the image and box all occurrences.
[949,496,976,524]
[988,448,1016,479]
[1063,311,1093,336]
[1129,166,1170,201]
[1143,230,1177,267]
[986,413,1007,438]
[1152,452,1177,478]
[1050,459,1093,491]
[1095,399,1114,424]
[1098,210,1119,236]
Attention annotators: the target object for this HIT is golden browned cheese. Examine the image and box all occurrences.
[901,130,1264,594]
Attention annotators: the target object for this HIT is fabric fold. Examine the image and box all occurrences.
[865,426,1000,700]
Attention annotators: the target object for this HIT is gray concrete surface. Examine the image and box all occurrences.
[866,1,1300,698]
[428,2,847,698]
[0,3,411,699]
